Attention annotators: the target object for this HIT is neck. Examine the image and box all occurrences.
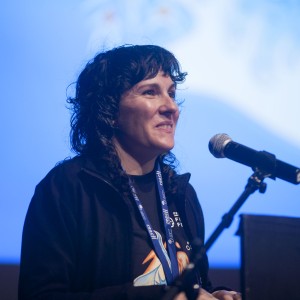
[113,139,158,175]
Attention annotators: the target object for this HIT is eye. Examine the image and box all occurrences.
[168,90,176,99]
[142,89,156,96]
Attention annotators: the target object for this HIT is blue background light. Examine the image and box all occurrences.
[1,0,299,267]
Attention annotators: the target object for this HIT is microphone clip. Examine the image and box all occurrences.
[252,150,277,182]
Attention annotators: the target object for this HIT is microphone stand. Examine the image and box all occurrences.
[204,169,269,250]
[163,168,271,300]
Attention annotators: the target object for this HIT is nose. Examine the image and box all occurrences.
[159,94,179,119]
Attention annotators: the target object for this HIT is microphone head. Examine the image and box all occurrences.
[209,133,232,158]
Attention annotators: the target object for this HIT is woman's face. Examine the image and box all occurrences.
[115,71,179,160]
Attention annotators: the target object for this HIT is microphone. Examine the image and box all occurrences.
[209,133,300,185]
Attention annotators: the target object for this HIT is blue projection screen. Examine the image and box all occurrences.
[1,0,300,267]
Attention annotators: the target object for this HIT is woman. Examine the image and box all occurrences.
[19,45,241,300]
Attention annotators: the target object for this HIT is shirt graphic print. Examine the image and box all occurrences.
[133,211,192,286]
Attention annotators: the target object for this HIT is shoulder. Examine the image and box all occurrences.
[29,156,103,217]
[173,172,197,200]
[41,154,100,183]
[175,172,205,235]
[34,155,98,197]
[50,155,85,174]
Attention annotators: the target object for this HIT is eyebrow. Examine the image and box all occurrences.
[137,82,176,90]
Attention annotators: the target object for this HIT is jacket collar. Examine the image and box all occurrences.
[77,154,191,199]
[77,154,120,194]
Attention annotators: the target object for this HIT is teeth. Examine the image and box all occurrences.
[158,124,172,129]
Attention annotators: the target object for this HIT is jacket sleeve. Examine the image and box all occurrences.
[184,183,213,292]
[18,166,175,300]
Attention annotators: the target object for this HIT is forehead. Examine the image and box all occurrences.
[135,71,175,88]
[120,72,176,102]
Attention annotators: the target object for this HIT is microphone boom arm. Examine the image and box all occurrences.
[204,168,268,251]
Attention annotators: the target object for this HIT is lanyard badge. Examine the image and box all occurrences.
[129,162,179,284]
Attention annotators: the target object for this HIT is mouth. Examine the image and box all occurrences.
[156,124,173,129]
[156,122,174,132]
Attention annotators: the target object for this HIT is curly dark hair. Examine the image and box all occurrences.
[67,44,187,196]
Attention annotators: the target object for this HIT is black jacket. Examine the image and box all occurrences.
[19,155,211,300]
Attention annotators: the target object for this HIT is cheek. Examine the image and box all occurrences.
[118,99,158,132]
[122,107,154,125]
[118,108,146,132]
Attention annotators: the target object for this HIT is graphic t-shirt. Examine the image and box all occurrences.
[129,170,193,286]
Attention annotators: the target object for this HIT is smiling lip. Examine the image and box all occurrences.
[156,122,174,132]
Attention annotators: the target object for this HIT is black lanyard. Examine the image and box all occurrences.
[129,162,179,284]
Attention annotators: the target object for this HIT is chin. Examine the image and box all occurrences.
[148,138,175,156]
[155,144,174,154]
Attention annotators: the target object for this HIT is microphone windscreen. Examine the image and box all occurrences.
[208,133,232,158]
